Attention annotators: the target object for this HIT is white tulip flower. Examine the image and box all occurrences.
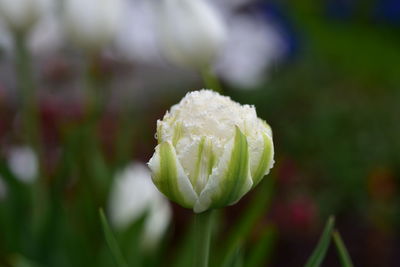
[0,21,12,49]
[0,0,51,32]
[29,12,64,56]
[109,162,172,250]
[63,0,122,49]
[114,0,162,63]
[0,6,63,57]
[216,14,285,88]
[156,0,227,69]
[148,90,274,213]
[7,146,38,184]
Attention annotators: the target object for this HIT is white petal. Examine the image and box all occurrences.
[148,142,198,208]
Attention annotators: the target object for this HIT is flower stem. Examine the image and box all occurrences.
[201,68,222,93]
[14,30,48,244]
[14,31,42,155]
[84,52,105,123]
[194,210,214,267]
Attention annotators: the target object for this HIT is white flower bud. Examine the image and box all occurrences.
[148,90,274,213]
[156,0,227,69]
[0,0,51,32]
[109,162,172,250]
[63,0,122,49]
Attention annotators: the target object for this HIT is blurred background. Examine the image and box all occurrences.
[0,0,399,266]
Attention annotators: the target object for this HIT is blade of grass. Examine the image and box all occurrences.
[332,230,354,267]
[304,216,335,267]
[99,209,128,267]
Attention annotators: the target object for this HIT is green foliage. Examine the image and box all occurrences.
[217,177,275,266]
[244,226,276,267]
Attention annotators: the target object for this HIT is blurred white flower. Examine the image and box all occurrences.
[156,0,227,69]
[63,0,122,49]
[215,14,285,89]
[114,0,162,63]
[29,12,64,56]
[109,162,172,250]
[0,0,62,56]
[212,0,256,15]
[7,146,38,184]
[0,0,52,32]
[0,21,11,50]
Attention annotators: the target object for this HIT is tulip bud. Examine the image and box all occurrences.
[63,0,122,49]
[156,0,227,69]
[0,0,51,32]
[148,90,274,213]
[109,162,172,250]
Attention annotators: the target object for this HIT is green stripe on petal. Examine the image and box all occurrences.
[193,137,216,195]
[193,137,206,189]
[194,127,253,213]
[156,121,163,144]
[251,133,274,187]
[172,122,183,146]
[148,142,197,208]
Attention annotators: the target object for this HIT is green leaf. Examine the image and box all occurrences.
[245,225,276,267]
[218,177,275,265]
[222,246,244,267]
[99,209,128,267]
[10,254,42,267]
[304,216,335,267]
[119,213,147,266]
[332,230,354,267]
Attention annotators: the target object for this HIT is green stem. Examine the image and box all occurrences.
[14,30,48,248]
[194,210,214,267]
[14,31,42,155]
[201,68,222,93]
[84,53,105,123]
[81,52,111,201]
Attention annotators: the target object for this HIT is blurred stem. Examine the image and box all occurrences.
[114,103,135,169]
[84,52,105,123]
[201,67,222,93]
[14,31,42,157]
[195,210,214,267]
[81,52,112,202]
[14,30,48,249]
